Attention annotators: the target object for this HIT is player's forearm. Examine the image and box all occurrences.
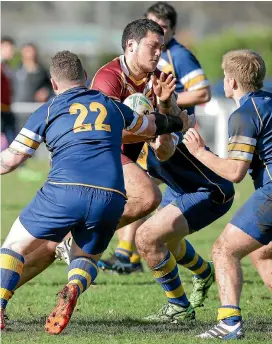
[152,142,175,162]
[194,148,241,182]
[128,112,186,139]
[0,155,17,174]
[158,93,181,117]
[122,130,153,144]
[177,87,211,107]
[0,148,29,175]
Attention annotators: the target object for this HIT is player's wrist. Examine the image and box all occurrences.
[159,98,172,108]
[152,112,184,135]
[194,146,206,159]
[155,143,175,162]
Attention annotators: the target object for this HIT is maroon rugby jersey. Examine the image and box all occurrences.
[1,63,12,112]
[91,55,160,164]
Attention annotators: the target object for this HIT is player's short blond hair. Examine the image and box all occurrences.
[222,49,266,92]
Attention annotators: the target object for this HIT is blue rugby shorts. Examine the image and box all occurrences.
[160,186,234,232]
[19,182,126,254]
[230,182,272,245]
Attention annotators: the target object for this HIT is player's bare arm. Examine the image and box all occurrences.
[149,134,176,161]
[124,108,186,138]
[0,148,29,175]
[176,86,211,107]
[122,131,155,144]
[182,128,250,183]
[152,73,195,132]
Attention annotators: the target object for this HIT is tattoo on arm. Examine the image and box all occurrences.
[0,148,27,173]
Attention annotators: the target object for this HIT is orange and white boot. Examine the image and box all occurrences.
[45,284,78,335]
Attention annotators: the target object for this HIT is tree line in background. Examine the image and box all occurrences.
[193,27,272,82]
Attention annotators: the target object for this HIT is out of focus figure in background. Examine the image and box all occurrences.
[1,36,15,76]
[1,37,16,148]
[12,43,52,103]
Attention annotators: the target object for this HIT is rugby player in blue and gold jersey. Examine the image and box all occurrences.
[135,132,234,321]
[182,49,272,340]
[146,2,211,111]
[0,50,187,333]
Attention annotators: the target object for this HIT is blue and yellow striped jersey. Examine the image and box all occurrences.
[228,90,272,188]
[157,38,209,115]
[10,86,148,197]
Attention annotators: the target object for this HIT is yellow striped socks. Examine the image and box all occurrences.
[175,239,211,279]
[0,248,24,309]
[68,257,98,296]
[218,306,242,326]
[115,240,134,263]
[152,251,189,307]
[130,253,141,265]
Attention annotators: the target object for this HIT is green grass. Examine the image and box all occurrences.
[1,160,271,343]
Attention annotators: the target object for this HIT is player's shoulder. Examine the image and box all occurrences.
[169,39,196,59]
[95,57,122,76]
[252,90,272,108]
[230,102,250,120]
[91,57,123,90]
[33,97,56,117]
[82,87,112,104]
[229,96,257,127]
[234,90,272,117]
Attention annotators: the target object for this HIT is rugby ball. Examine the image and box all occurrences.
[123,93,154,116]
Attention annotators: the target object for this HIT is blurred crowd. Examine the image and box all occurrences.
[1,37,53,149]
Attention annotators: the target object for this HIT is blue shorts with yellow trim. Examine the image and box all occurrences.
[160,186,233,232]
[231,182,272,245]
[19,182,126,254]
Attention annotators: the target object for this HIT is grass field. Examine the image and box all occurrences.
[1,160,271,344]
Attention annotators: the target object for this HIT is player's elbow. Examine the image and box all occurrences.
[200,86,211,103]
[230,172,244,184]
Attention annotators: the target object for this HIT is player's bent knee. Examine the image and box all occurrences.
[24,241,57,267]
[135,226,154,257]
[123,163,162,219]
[122,188,161,223]
[212,232,233,260]
[42,241,59,259]
[212,238,223,259]
[147,183,162,211]
[136,225,162,261]
[137,182,161,216]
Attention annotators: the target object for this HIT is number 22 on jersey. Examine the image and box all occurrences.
[69,102,111,133]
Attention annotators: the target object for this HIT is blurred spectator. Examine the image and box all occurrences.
[12,43,52,103]
[1,37,16,148]
[1,36,15,76]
